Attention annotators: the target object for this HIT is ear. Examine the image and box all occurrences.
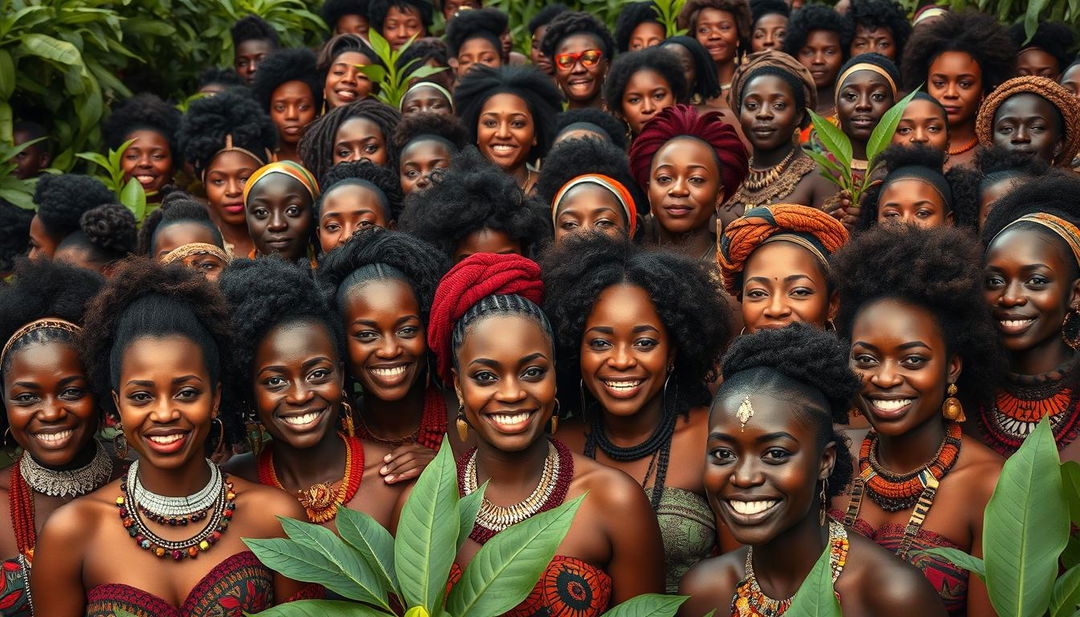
[1070,278,1080,311]
[945,209,955,225]
[448,57,460,71]
[826,290,840,322]
[212,384,223,419]
[451,368,463,410]
[946,353,963,389]
[111,390,121,416]
[714,189,727,211]
[818,438,838,481]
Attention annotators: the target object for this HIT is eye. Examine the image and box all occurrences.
[1026,274,1050,287]
[587,337,612,350]
[471,370,497,384]
[337,148,352,157]
[763,447,791,462]
[128,391,152,403]
[12,393,38,404]
[984,274,1005,289]
[634,337,659,350]
[790,287,814,297]
[901,355,928,369]
[309,368,331,381]
[353,330,378,342]
[398,326,419,337]
[253,207,269,218]
[325,222,341,232]
[852,353,878,367]
[364,144,380,154]
[896,126,911,135]
[286,205,302,216]
[560,220,578,230]
[264,376,287,388]
[522,366,546,380]
[61,386,86,399]
[745,288,767,299]
[595,218,615,228]
[709,447,734,463]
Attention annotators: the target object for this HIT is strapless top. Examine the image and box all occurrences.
[647,486,716,594]
[449,554,613,617]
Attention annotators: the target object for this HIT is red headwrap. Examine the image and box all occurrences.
[628,104,749,202]
[427,253,544,384]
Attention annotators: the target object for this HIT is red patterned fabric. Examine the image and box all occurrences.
[448,555,613,617]
[0,558,30,617]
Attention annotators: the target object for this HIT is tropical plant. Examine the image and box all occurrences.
[785,540,842,617]
[244,438,687,617]
[652,0,689,38]
[75,138,148,222]
[0,138,44,210]
[356,31,448,109]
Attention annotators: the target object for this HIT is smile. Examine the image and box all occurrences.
[869,398,912,412]
[728,499,779,515]
[34,429,74,444]
[147,433,184,445]
[601,379,643,391]
[997,317,1036,335]
[491,412,531,425]
[280,409,325,427]
[484,409,537,434]
[370,366,407,378]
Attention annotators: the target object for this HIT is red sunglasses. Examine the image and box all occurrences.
[554,49,604,70]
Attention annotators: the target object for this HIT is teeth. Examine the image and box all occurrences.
[370,366,407,378]
[1000,319,1034,328]
[136,175,155,182]
[282,411,322,426]
[36,430,73,443]
[491,412,531,426]
[602,379,643,391]
[729,500,778,515]
[148,433,184,445]
[870,399,912,412]
[491,145,516,152]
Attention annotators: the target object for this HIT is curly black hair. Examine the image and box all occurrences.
[981,172,1080,257]
[454,65,563,163]
[318,33,379,72]
[445,7,506,58]
[831,224,1002,407]
[974,145,1052,212]
[782,3,854,61]
[847,0,911,60]
[136,193,224,256]
[540,11,616,61]
[901,10,1016,94]
[614,2,662,53]
[751,0,789,25]
[0,201,32,274]
[231,14,280,47]
[197,67,245,91]
[1010,21,1076,77]
[677,0,753,53]
[391,111,469,153]
[855,145,979,230]
[298,98,402,181]
[536,137,648,218]
[554,108,629,151]
[33,174,116,242]
[660,36,724,101]
[602,46,689,115]
[718,324,859,497]
[528,4,568,36]
[541,232,732,416]
[251,47,324,114]
[102,93,183,167]
[399,147,550,260]
[54,203,137,268]
[178,88,277,178]
[397,36,450,72]
[369,0,434,33]
[322,0,371,33]
[316,160,405,222]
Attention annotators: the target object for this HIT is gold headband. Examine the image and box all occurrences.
[994,213,1080,267]
[161,243,231,265]
[836,63,898,106]
[201,134,272,182]
[1,318,83,368]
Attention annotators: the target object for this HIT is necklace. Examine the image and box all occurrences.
[743,149,797,191]
[731,155,816,209]
[856,421,961,512]
[458,438,574,544]
[356,387,447,450]
[947,138,978,156]
[585,409,676,511]
[20,439,112,498]
[258,432,363,523]
[850,158,869,171]
[127,458,221,519]
[979,377,1080,457]
[733,520,848,617]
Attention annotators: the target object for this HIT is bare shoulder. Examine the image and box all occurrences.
[221,452,257,482]
[843,533,946,616]
[231,476,306,533]
[555,418,587,454]
[676,550,744,617]
[951,437,1003,500]
[41,478,118,541]
[570,453,647,508]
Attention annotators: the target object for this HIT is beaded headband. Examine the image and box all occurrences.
[836,63,898,106]
[1,318,83,368]
[551,174,637,236]
[994,213,1080,268]
[161,243,231,265]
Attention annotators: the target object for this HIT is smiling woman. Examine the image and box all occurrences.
[103,94,183,202]
[317,34,379,110]
[541,11,616,111]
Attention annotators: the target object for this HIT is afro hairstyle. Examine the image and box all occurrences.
[554,107,629,151]
[454,65,563,163]
[445,7,507,58]
[316,160,405,223]
[178,87,277,177]
[602,46,689,115]
[136,192,224,257]
[901,10,1016,94]
[298,98,402,180]
[392,111,469,154]
[369,0,434,32]
[56,203,138,267]
[677,0,753,53]
[847,0,911,59]
[717,323,858,496]
[33,174,116,241]
[318,33,379,72]
[322,0,372,32]
[536,137,648,218]
[782,3,855,60]
[0,200,33,274]
[614,2,662,53]
[251,47,324,114]
[1010,21,1076,77]
[831,223,1002,407]
[974,144,1052,206]
[540,11,616,61]
[102,93,183,166]
[197,67,245,91]
[231,14,280,47]
[528,4,569,35]
[660,36,724,101]
[751,0,789,25]
[399,146,551,260]
[981,172,1080,258]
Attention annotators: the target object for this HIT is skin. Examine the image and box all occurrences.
[11,127,50,180]
[27,215,59,259]
[629,21,665,51]
[31,336,308,614]
[324,51,375,108]
[991,93,1065,165]
[836,70,895,160]
[978,176,1026,230]
[453,37,502,78]
[553,183,629,243]
[662,43,697,93]
[269,81,317,163]
[1017,47,1060,81]
[850,25,895,60]
[453,228,522,263]
[842,298,1000,616]
[892,99,949,152]
[740,241,837,333]
[693,8,740,88]
[797,30,844,116]
[530,25,553,75]
[752,13,787,53]
[441,0,480,22]
[335,13,370,36]
[928,51,983,169]
[399,138,453,194]
[381,5,426,49]
[245,174,314,260]
[647,137,725,258]
[53,242,108,276]
[235,39,275,84]
[400,85,454,116]
[333,117,389,167]
[121,129,173,197]
[1061,63,1080,98]
[317,183,389,253]
[554,127,609,146]
[621,69,677,135]
[877,178,952,228]
[204,150,260,258]
[477,92,536,186]
[152,222,220,259]
[174,252,228,283]
[554,33,609,109]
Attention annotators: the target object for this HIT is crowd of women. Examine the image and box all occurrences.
[3,0,1080,614]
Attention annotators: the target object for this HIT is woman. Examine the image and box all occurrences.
[718,204,847,334]
[137,194,227,259]
[370,0,431,49]
[832,53,898,176]
[528,4,568,75]
[901,11,1015,169]
[391,111,468,195]
[0,260,111,617]
[399,81,454,117]
[32,259,319,614]
[973,146,1050,230]
[846,0,910,62]
[178,89,277,259]
[979,175,1080,460]
[315,161,403,254]
[543,233,731,593]
[603,47,688,137]
[615,1,665,53]
[975,76,1080,169]
[445,8,504,78]
[426,252,665,612]
[677,0,752,106]
[1061,59,1080,99]
[51,204,137,276]
[831,224,1003,615]
[856,145,980,230]
[554,108,630,150]
[103,94,182,200]
[749,0,788,53]
[161,243,231,284]
[1010,21,1075,82]
[678,325,945,617]
[319,226,458,485]
[892,92,951,153]
[660,36,724,108]
[28,174,116,260]
[299,99,401,181]
[628,104,748,259]
[783,4,853,119]
[454,65,561,193]
[318,34,377,109]
[321,0,370,37]
[252,48,323,164]
[540,11,616,110]
[243,161,319,261]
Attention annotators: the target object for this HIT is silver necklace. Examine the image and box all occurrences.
[463,441,559,531]
[20,439,113,498]
[127,458,221,517]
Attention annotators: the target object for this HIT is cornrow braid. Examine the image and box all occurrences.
[298,99,402,181]
[450,294,553,373]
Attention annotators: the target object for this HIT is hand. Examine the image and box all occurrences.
[379,443,436,484]
[823,189,852,220]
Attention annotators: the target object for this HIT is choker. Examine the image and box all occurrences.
[947,138,978,156]
[127,458,221,520]
[258,432,364,523]
[980,380,1080,456]
[584,410,676,511]
[857,421,961,512]
[357,386,447,450]
[20,439,112,498]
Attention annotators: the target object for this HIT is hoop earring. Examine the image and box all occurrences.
[942,383,966,422]
[550,399,560,434]
[819,478,829,526]
[1063,309,1080,351]
[739,327,747,336]
[211,417,226,457]
[825,319,836,332]
[245,411,268,456]
[114,425,129,459]
[2,427,10,447]
[340,392,357,437]
[456,403,469,441]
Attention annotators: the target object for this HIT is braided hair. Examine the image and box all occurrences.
[298,98,401,180]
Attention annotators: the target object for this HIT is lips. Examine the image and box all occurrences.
[276,408,327,432]
[265,238,294,249]
[33,428,75,450]
[662,204,694,217]
[723,497,781,524]
[134,174,158,187]
[223,203,245,214]
[283,126,302,136]
[367,363,412,388]
[143,430,189,455]
[751,126,777,137]
[943,106,962,117]
[995,314,1037,335]
[487,142,519,160]
[598,377,645,399]
[566,77,593,93]
[335,88,359,103]
[484,409,536,434]
[851,117,875,127]
[864,396,914,419]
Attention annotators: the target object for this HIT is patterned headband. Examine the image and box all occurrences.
[551,174,637,237]
[1,318,83,368]
[836,63,898,106]
[994,213,1080,267]
[242,160,321,205]
[161,243,231,265]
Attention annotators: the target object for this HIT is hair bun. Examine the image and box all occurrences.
[80,203,137,253]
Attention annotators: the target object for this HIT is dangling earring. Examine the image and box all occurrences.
[549,399,560,434]
[825,319,836,332]
[1,427,10,446]
[114,426,129,459]
[245,411,268,455]
[819,478,829,526]
[1063,308,1080,351]
[210,417,226,457]
[456,403,469,441]
[942,383,966,422]
[340,392,357,437]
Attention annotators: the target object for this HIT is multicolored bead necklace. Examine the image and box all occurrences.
[257,432,364,523]
[979,372,1080,456]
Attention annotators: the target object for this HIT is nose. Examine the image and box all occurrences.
[763,33,776,48]
[285,378,315,406]
[341,69,357,86]
[267,210,287,232]
[911,126,928,143]
[37,395,66,422]
[868,360,903,389]
[812,50,825,66]
[284,104,299,121]
[495,121,511,139]
[607,342,636,370]
[225,176,242,197]
[1013,125,1031,144]
[999,279,1028,307]
[755,104,774,120]
[763,294,791,319]
[854,93,872,112]
[942,81,959,100]
[149,396,179,423]
[375,333,401,359]
[493,375,526,403]
[731,455,764,488]
[641,97,656,115]
[415,174,431,190]
[668,174,690,196]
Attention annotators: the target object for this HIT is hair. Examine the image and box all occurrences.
[322,0,371,32]
[717,324,859,497]
[392,111,469,155]
[397,37,450,72]
[33,174,116,241]
[974,145,1051,202]
[316,160,405,222]
[136,193,224,256]
[231,15,280,48]
[251,47,324,114]
[369,0,434,32]
[831,224,1001,407]
[298,98,402,180]
[615,2,662,53]
[981,173,1080,272]
[751,0,789,25]
[454,65,563,162]
[445,7,506,58]
[782,3,855,61]
[856,144,980,230]
[909,91,948,122]
[399,147,550,260]
[900,10,1016,94]
[57,203,138,266]
[677,0,753,53]
[177,88,277,177]
[1010,21,1076,76]
[542,232,731,415]
[554,108,629,151]
[197,68,245,91]
[735,64,812,128]
[13,120,49,146]
[837,51,900,90]
[539,11,616,61]
[660,36,724,101]
[0,201,33,273]
[318,33,379,75]
[536,137,648,218]
[846,0,911,58]
[603,46,689,114]
[529,4,568,35]
[102,93,183,167]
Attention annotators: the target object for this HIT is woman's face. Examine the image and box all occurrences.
[325,51,375,108]
[114,336,220,470]
[892,99,949,151]
[317,183,388,253]
[992,93,1065,164]
[401,86,453,116]
[455,37,502,78]
[663,43,697,88]
[399,138,453,194]
[235,39,274,84]
[877,178,951,228]
[152,222,219,259]
[476,92,535,172]
[741,241,833,333]
[28,214,59,260]
[850,298,959,437]
[121,129,173,195]
[629,21,666,51]
[836,69,894,144]
[621,69,677,134]
[531,25,553,74]
[553,184,629,243]
[252,319,342,450]
[175,251,228,283]
[205,151,260,228]
[335,13,369,36]
[928,51,983,128]
[751,13,787,53]
[270,81,317,146]
[554,33,609,104]
[343,279,426,402]
[978,176,1025,230]
[332,116,389,167]
[1061,63,1080,98]
[453,314,555,453]
[381,5,426,49]
[850,25,895,60]
[797,30,843,89]
[4,341,98,469]
[453,228,522,263]
[245,174,314,260]
[1017,47,1060,81]
[739,74,802,152]
[694,8,739,65]
[647,137,724,236]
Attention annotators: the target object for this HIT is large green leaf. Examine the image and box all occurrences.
[600,594,688,616]
[252,599,393,616]
[984,417,1069,617]
[447,495,585,616]
[865,88,920,164]
[917,547,986,579]
[19,33,82,66]
[0,49,13,100]
[0,187,36,210]
[1052,565,1080,617]
[457,482,485,551]
[335,505,398,594]
[807,109,852,172]
[120,178,146,222]
[784,538,843,617]
[244,536,384,604]
[1062,462,1080,524]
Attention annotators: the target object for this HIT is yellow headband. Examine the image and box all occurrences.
[994,213,1080,267]
[1,318,83,369]
[836,63,898,106]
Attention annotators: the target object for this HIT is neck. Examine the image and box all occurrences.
[599,394,664,446]
[815,87,835,116]
[38,439,98,472]
[1012,338,1074,376]
[875,414,946,473]
[568,96,603,111]
[270,429,346,490]
[507,163,529,188]
[136,455,212,498]
[752,514,830,599]
[852,139,868,161]
[753,142,799,168]
[949,119,977,145]
[716,61,735,86]
[363,381,427,436]
[656,224,714,258]
[216,220,251,251]
[276,142,300,163]
[473,436,550,494]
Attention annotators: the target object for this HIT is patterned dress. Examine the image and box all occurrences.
[648,486,716,594]
[449,555,613,617]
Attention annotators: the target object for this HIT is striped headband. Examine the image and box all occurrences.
[993,213,1080,267]
[836,63,898,106]
[243,161,321,205]
[1,318,82,369]
[401,81,455,112]
[551,174,637,237]
[761,233,829,267]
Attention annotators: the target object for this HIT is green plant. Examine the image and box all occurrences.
[785,539,843,617]
[652,0,688,38]
[75,138,148,221]
[356,31,447,109]
[245,438,687,617]
[0,137,44,209]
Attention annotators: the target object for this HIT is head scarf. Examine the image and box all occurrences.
[427,253,544,383]
[731,50,817,119]
[551,174,638,236]
[401,81,455,112]
[242,160,321,205]
[975,76,1080,168]
[992,212,1080,268]
[718,203,849,297]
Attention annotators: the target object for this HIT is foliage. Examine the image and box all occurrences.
[0,138,43,209]
[356,31,447,109]
[652,0,688,38]
[784,538,842,617]
[76,138,148,221]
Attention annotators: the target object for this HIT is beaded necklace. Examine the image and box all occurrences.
[979,365,1080,457]
[356,387,447,451]
[584,397,677,511]
[947,138,978,156]
[730,154,816,210]
[257,432,363,523]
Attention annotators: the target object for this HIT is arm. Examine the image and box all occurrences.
[595,473,665,603]
[30,501,92,616]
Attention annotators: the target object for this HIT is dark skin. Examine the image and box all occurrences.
[619,69,676,135]
[692,8,741,99]
[739,241,838,333]
[850,25,895,60]
[27,214,59,259]
[978,176,1027,231]
[400,86,453,117]
[121,129,174,199]
[797,30,844,116]
[552,184,629,244]
[269,81,317,164]
[245,174,314,260]
[1061,63,1080,98]
[1017,47,1060,81]
[877,178,952,229]
[646,137,725,259]
[928,51,983,170]
[553,33,609,110]
[31,336,308,613]
[991,93,1065,165]
[840,298,1000,616]
[453,228,522,263]
[892,98,949,153]
[151,221,221,259]
[204,150,259,258]
[751,13,787,53]
[477,93,537,189]
[836,70,895,161]
[332,117,389,168]
[235,39,275,84]
[399,138,453,195]
[11,127,50,180]
[678,384,946,617]
[531,25,553,75]
[316,183,389,254]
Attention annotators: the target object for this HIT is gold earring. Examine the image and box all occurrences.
[549,399,560,434]
[1063,309,1080,351]
[340,393,357,437]
[819,479,829,526]
[456,404,469,441]
[114,426,129,459]
[942,383,965,422]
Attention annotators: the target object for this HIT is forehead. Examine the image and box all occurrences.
[840,69,891,89]
[272,80,314,99]
[481,92,530,114]
[903,99,946,120]
[587,283,661,324]
[322,183,385,212]
[346,278,419,314]
[995,93,1056,119]
[248,173,310,201]
[256,319,335,361]
[557,33,604,54]
[653,136,719,170]
[401,138,453,162]
[403,86,450,106]
[237,39,274,55]
[458,314,552,358]
[743,73,795,98]
[744,240,826,278]
[5,339,82,379]
[987,225,1073,269]
[710,387,821,437]
[851,297,943,343]
[337,116,383,140]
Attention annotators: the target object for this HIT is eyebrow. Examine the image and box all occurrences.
[747,274,814,284]
[883,200,937,207]
[709,431,799,443]
[353,314,421,327]
[337,136,379,143]
[126,375,204,387]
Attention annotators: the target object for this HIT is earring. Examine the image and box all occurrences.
[114,426,129,459]
[942,383,966,422]
[245,412,268,456]
[340,392,357,437]
[550,399,560,434]
[849,406,861,418]
[819,479,829,526]
[1063,309,1080,351]
[2,427,10,446]
[825,319,836,332]
[456,404,469,441]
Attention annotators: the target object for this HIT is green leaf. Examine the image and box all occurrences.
[0,101,12,145]
[75,151,111,171]
[403,607,430,617]
[447,495,585,617]
[866,88,920,164]
[0,187,36,210]
[20,33,83,66]
[0,49,14,100]
[457,483,485,551]
[356,63,388,84]
[807,109,852,170]
[409,64,447,80]
[784,538,843,617]
[335,506,398,593]
[249,599,392,616]
[916,548,986,579]
[984,416,1070,617]
[600,594,688,616]
[367,28,392,62]
[803,149,844,178]
[120,178,146,222]
[1052,565,1080,617]
[244,536,386,603]
[1062,462,1080,524]
[1063,535,1080,571]
[1024,0,1051,44]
